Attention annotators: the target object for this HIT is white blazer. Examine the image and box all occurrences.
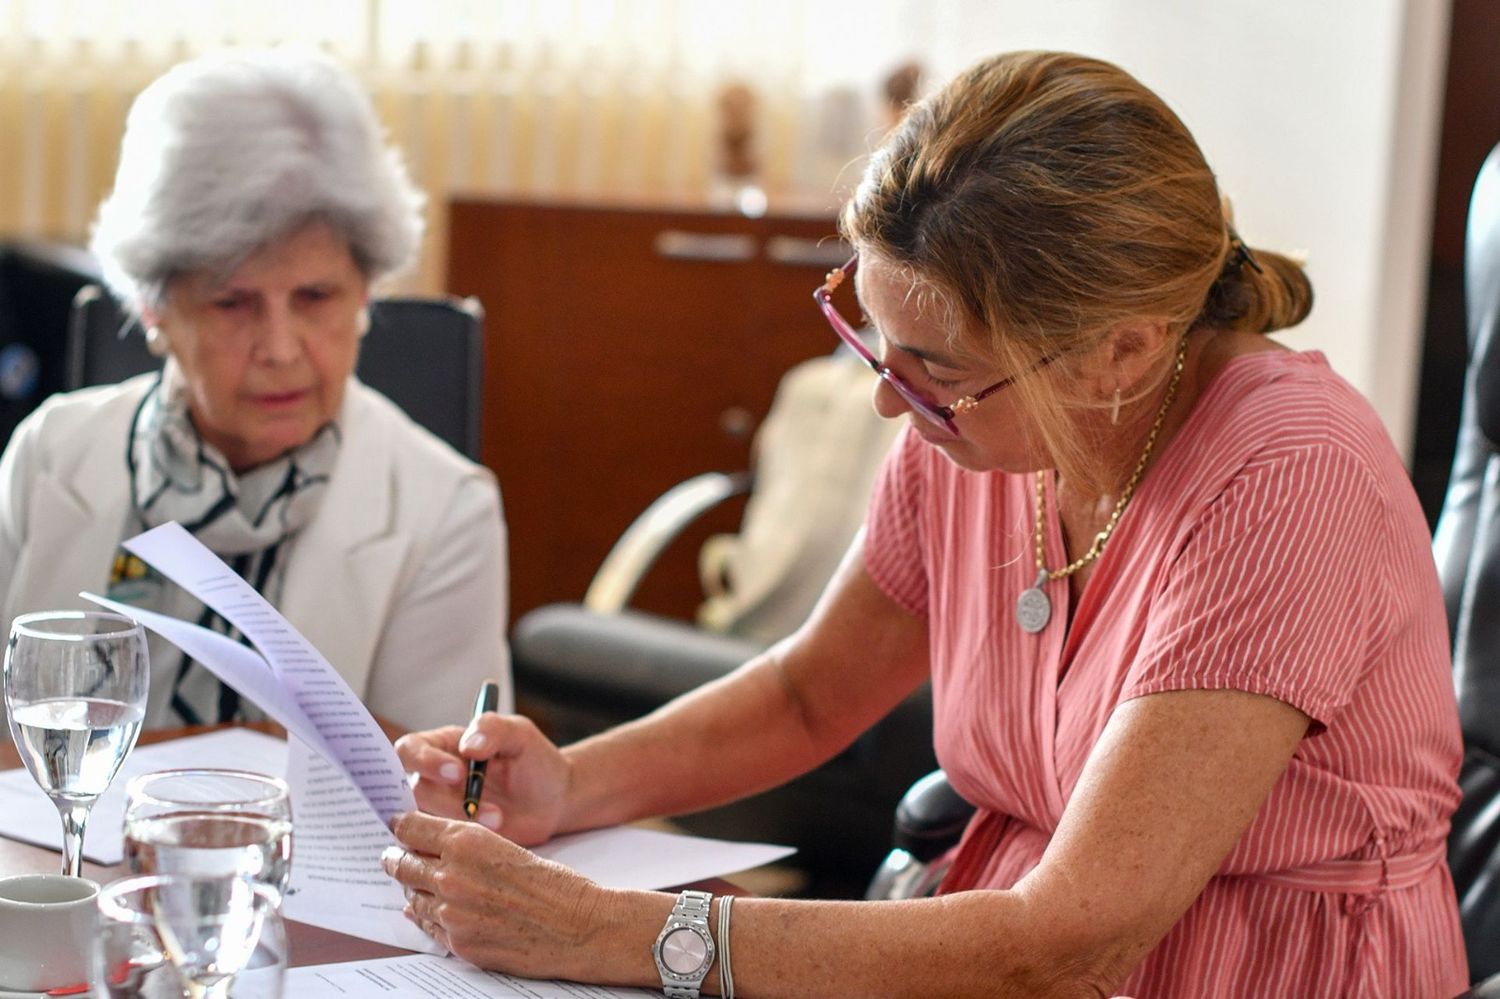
[0,375,512,733]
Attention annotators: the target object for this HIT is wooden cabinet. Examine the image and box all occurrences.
[446,198,849,624]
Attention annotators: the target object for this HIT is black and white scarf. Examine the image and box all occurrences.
[108,363,339,726]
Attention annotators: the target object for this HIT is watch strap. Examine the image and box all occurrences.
[675,889,713,922]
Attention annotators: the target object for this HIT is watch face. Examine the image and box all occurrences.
[661,926,709,975]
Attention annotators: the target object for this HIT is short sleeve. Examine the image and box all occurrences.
[1123,442,1393,726]
[862,426,930,617]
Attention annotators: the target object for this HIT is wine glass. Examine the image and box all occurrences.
[124,769,293,899]
[95,874,286,999]
[3,610,149,877]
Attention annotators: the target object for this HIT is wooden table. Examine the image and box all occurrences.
[0,723,407,968]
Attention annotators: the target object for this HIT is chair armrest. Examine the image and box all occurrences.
[512,604,765,717]
[894,769,976,862]
[1457,972,1500,998]
[583,471,753,613]
[865,768,972,901]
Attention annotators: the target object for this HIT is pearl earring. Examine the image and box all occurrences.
[355,308,371,338]
[1110,384,1121,426]
[144,326,169,358]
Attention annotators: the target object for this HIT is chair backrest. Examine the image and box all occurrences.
[358,297,485,462]
[0,241,102,444]
[1431,140,1500,986]
[65,287,485,461]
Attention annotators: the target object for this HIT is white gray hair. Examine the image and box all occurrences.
[90,46,425,312]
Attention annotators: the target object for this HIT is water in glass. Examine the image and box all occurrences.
[10,696,145,798]
[95,874,285,999]
[123,769,293,898]
[126,812,292,895]
[3,611,149,876]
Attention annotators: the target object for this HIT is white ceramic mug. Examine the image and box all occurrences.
[0,873,99,991]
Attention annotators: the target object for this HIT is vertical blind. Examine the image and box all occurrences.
[0,0,940,293]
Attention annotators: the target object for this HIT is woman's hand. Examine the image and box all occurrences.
[383,811,629,980]
[394,714,571,846]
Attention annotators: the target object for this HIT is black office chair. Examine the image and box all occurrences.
[1433,139,1500,992]
[64,286,485,461]
[0,241,102,444]
[863,769,974,900]
[870,143,1500,997]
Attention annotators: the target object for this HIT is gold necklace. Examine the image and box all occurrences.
[1014,334,1190,634]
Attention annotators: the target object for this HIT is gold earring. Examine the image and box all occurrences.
[1110,384,1121,425]
[144,326,169,358]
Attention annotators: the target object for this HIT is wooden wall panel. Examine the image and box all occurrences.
[447,199,846,624]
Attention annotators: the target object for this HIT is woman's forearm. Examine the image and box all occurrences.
[586,887,1125,998]
[555,646,851,832]
[561,689,1311,996]
[552,553,931,834]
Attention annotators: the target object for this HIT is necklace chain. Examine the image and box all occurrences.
[1032,334,1190,581]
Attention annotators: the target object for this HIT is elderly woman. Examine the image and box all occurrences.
[0,48,510,733]
[386,51,1465,997]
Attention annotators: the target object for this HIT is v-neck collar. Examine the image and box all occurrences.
[1041,347,1316,655]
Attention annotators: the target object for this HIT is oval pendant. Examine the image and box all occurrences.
[1015,570,1052,633]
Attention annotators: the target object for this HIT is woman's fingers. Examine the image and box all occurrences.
[390,809,462,857]
[395,726,467,783]
[458,712,548,761]
[397,716,544,781]
[395,716,566,840]
[382,809,614,976]
[473,803,503,831]
[403,897,452,950]
[397,731,472,819]
[381,842,440,894]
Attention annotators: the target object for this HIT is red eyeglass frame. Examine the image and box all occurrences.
[813,255,1055,437]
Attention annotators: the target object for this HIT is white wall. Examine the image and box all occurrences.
[846,0,1451,460]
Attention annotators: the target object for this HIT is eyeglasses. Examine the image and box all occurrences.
[813,255,1054,438]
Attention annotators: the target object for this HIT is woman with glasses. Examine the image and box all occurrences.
[387,51,1465,996]
[0,48,512,733]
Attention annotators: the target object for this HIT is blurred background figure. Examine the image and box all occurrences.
[880,60,924,131]
[0,47,512,733]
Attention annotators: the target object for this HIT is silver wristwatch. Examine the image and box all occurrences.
[652,889,715,998]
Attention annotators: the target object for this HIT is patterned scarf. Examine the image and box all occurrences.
[108,363,339,725]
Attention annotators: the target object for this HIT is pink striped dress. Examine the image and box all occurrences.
[863,350,1468,997]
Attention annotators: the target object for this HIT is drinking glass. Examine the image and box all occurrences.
[94,874,286,999]
[3,610,149,877]
[124,770,293,898]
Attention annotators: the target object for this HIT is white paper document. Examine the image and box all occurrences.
[0,728,286,863]
[84,523,439,954]
[534,826,792,890]
[281,736,441,953]
[286,955,655,998]
[118,522,412,825]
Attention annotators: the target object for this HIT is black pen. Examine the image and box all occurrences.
[463,680,501,819]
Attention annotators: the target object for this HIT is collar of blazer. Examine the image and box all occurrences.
[267,380,415,703]
[35,378,412,706]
